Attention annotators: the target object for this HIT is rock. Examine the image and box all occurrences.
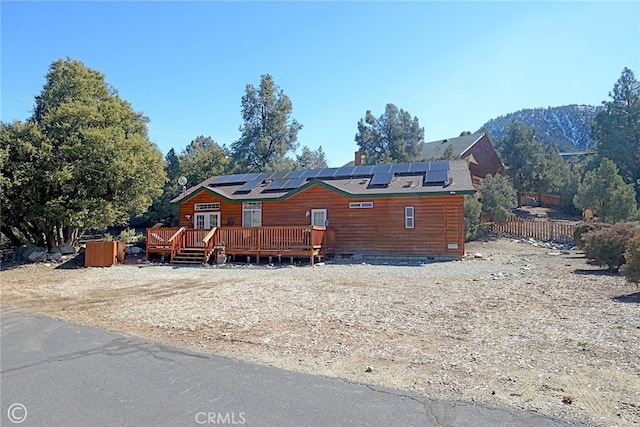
[125,246,142,255]
[28,250,46,262]
[57,243,76,255]
[546,251,562,256]
[14,244,40,262]
[47,252,63,262]
[474,252,483,259]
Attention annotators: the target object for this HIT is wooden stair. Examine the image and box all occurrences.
[172,247,206,264]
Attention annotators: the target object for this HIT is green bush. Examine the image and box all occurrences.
[464,195,482,241]
[573,223,610,250]
[117,228,144,244]
[621,233,640,284]
[479,174,517,224]
[583,224,637,272]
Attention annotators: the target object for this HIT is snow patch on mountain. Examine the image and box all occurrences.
[480,105,602,152]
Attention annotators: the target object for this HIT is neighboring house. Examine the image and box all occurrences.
[148,160,474,264]
[421,133,505,188]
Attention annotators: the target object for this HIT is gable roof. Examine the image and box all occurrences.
[172,160,474,204]
[421,132,485,159]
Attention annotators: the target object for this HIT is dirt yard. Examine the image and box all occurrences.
[1,238,638,426]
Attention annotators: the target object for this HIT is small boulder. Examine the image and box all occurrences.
[28,250,47,263]
[57,243,76,255]
[125,246,143,255]
[47,252,63,262]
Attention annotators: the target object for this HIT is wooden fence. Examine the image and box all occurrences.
[490,217,575,243]
[519,192,561,207]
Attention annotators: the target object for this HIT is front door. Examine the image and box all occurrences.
[311,209,327,227]
[193,213,220,247]
[194,212,220,230]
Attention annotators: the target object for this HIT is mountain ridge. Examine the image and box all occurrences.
[479,104,602,152]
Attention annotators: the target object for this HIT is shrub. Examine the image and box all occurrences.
[573,222,610,250]
[479,174,517,224]
[621,233,640,284]
[118,228,144,244]
[583,224,637,272]
[464,195,482,241]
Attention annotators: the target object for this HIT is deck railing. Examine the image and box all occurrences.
[147,226,335,264]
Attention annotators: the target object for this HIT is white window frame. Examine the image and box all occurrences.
[194,203,220,211]
[349,201,374,209]
[311,209,327,226]
[242,202,262,227]
[405,206,414,229]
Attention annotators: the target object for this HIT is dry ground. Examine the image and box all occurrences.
[1,238,638,426]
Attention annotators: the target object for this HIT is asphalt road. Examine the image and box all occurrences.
[1,305,588,427]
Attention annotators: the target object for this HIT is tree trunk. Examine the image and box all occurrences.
[0,225,24,247]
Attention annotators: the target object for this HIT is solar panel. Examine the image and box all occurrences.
[209,176,230,185]
[391,163,411,174]
[263,179,289,191]
[372,164,392,174]
[335,166,357,178]
[429,161,450,171]
[236,179,262,192]
[316,167,340,178]
[408,162,430,173]
[370,172,394,186]
[353,165,374,176]
[302,169,321,179]
[286,170,306,179]
[424,170,448,184]
[288,178,306,188]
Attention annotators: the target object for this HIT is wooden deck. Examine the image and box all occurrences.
[146,226,336,265]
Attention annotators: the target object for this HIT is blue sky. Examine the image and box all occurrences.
[2,1,639,167]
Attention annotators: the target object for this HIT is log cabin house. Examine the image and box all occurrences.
[146,160,475,264]
[421,132,505,188]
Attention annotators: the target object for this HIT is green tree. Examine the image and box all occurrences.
[0,58,166,249]
[179,135,230,186]
[573,158,637,223]
[296,146,327,169]
[464,194,482,241]
[558,161,583,215]
[479,174,517,224]
[621,232,640,284]
[495,121,548,194]
[354,103,424,164]
[132,148,182,227]
[591,68,640,202]
[231,74,302,172]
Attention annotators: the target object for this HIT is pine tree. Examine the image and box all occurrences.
[354,104,424,164]
[231,74,302,172]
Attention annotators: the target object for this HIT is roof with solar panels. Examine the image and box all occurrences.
[172,159,474,203]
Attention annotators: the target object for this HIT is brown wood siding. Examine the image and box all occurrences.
[178,192,242,227]
[463,134,505,180]
[178,185,465,256]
